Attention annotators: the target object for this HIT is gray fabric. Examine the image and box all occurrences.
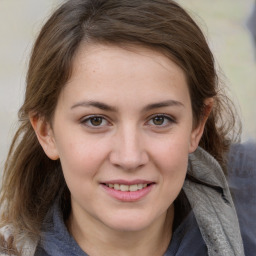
[183,147,245,256]
[35,201,87,256]
[247,1,256,37]
[36,200,207,256]
[227,141,256,256]
[164,210,208,255]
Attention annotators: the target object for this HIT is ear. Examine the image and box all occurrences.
[29,114,59,160]
[189,98,214,153]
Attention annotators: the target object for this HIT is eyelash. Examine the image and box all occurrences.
[80,114,176,129]
[80,115,110,128]
[146,114,176,128]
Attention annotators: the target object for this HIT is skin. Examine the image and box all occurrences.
[31,44,212,256]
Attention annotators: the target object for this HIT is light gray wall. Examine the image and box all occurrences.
[0,0,63,169]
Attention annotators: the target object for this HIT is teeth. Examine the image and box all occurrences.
[114,184,120,190]
[137,184,144,189]
[120,185,129,191]
[129,184,139,192]
[106,183,148,192]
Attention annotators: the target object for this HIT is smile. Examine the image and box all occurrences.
[101,181,155,202]
[105,183,148,192]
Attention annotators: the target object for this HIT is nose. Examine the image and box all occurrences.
[109,125,149,171]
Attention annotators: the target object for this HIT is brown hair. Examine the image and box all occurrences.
[0,0,240,251]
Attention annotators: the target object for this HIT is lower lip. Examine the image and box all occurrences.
[101,184,154,202]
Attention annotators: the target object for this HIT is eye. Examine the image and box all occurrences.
[147,114,175,127]
[152,116,166,126]
[81,115,110,128]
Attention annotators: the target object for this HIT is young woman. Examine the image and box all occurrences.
[0,0,245,255]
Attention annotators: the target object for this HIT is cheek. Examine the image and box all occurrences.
[149,141,188,217]
[55,132,111,179]
[150,131,191,167]
[56,139,108,201]
[150,135,189,191]
[159,146,188,183]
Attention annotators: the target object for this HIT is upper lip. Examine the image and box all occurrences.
[101,179,154,185]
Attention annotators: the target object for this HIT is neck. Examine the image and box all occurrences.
[67,206,174,256]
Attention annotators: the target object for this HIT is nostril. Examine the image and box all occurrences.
[109,150,149,171]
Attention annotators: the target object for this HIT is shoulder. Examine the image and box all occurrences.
[0,225,17,256]
[228,140,256,177]
[227,140,256,203]
[0,225,37,256]
[227,140,256,255]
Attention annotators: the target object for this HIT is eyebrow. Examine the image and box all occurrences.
[71,99,184,112]
[71,100,117,112]
[142,100,184,112]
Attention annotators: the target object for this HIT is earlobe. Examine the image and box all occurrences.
[29,114,59,160]
[189,98,214,153]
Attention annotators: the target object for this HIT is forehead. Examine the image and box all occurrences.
[72,43,184,79]
[60,43,191,110]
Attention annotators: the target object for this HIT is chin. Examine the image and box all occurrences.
[100,211,160,233]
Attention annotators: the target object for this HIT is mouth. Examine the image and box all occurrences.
[103,183,150,192]
[101,181,155,202]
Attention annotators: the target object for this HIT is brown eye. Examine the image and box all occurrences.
[147,114,175,128]
[152,116,165,125]
[90,117,103,126]
[81,115,109,128]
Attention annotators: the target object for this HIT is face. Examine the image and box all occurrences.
[36,44,205,233]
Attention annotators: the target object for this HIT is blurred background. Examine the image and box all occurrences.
[0,0,256,169]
